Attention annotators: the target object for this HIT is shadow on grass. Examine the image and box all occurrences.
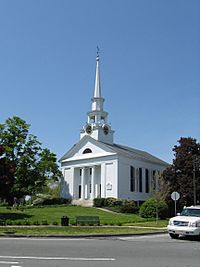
[0,212,32,221]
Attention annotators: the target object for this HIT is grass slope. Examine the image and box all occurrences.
[0,205,167,227]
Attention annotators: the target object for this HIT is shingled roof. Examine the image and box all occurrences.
[104,142,169,166]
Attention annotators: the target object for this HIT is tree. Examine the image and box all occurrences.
[163,137,200,208]
[151,171,169,222]
[151,171,169,201]
[0,116,61,201]
[0,145,15,203]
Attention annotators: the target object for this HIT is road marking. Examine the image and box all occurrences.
[0,237,89,241]
[0,261,19,267]
[0,255,115,261]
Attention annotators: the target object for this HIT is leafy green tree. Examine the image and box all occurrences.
[151,171,169,222]
[0,116,61,200]
[163,137,200,207]
[0,145,15,203]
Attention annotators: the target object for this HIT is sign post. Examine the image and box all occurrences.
[171,191,180,216]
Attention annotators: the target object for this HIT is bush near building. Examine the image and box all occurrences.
[93,198,139,214]
[139,198,168,219]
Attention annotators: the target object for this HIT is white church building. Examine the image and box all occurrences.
[59,52,168,206]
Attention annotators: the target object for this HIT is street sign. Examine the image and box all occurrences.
[171,191,180,201]
[171,191,180,216]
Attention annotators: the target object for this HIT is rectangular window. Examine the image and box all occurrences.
[145,169,149,193]
[130,166,135,192]
[80,169,82,176]
[90,168,92,175]
[78,185,81,198]
[89,183,92,193]
[139,168,143,192]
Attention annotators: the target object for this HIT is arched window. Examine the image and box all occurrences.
[83,148,92,154]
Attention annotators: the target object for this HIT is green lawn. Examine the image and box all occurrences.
[0,205,168,227]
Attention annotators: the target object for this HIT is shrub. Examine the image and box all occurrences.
[0,201,8,207]
[33,221,40,225]
[33,196,49,206]
[33,196,71,206]
[6,220,13,225]
[113,199,123,206]
[104,198,124,207]
[139,198,168,219]
[15,221,22,225]
[93,198,124,207]
[93,198,106,207]
[41,220,49,225]
[42,198,71,205]
[0,220,6,226]
[23,220,31,225]
[120,200,138,213]
[104,198,117,207]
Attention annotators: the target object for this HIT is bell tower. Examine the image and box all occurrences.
[80,49,114,144]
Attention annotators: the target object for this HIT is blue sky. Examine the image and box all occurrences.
[0,0,199,163]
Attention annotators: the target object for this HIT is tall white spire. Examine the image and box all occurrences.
[94,47,101,98]
[91,47,104,112]
[80,48,114,145]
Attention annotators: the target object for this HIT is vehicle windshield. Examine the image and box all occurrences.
[180,208,200,217]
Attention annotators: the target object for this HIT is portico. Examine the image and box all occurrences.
[78,165,101,200]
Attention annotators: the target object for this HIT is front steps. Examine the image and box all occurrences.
[72,199,93,207]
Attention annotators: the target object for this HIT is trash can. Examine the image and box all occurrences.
[61,216,69,226]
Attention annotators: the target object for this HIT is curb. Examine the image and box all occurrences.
[0,231,167,239]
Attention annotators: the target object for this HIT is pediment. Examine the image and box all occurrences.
[59,136,116,163]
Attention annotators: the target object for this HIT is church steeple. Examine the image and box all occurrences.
[80,49,114,144]
[93,48,101,98]
[91,49,105,116]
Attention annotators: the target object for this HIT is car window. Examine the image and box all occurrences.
[181,208,200,217]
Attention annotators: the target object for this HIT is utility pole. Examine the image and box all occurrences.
[193,163,196,206]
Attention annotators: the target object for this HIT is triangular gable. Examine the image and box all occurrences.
[59,136,116,163]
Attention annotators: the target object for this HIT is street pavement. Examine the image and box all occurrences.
[0,234,199,267]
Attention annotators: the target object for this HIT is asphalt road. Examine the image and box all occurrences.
[0,234,199,267]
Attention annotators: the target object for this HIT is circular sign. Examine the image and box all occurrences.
[171,191,180,201]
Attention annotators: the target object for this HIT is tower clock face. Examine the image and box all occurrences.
[103,125,109,135]
[85,124,92,134]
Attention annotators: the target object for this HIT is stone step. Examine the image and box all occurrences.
[72,199,93,207]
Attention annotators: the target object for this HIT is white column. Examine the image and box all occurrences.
[85,184,88,199]
[95,184,98,198]
[81,168,86,199]
[91,166,95,199]
[71,167,75,198]
[101,163,106,198]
